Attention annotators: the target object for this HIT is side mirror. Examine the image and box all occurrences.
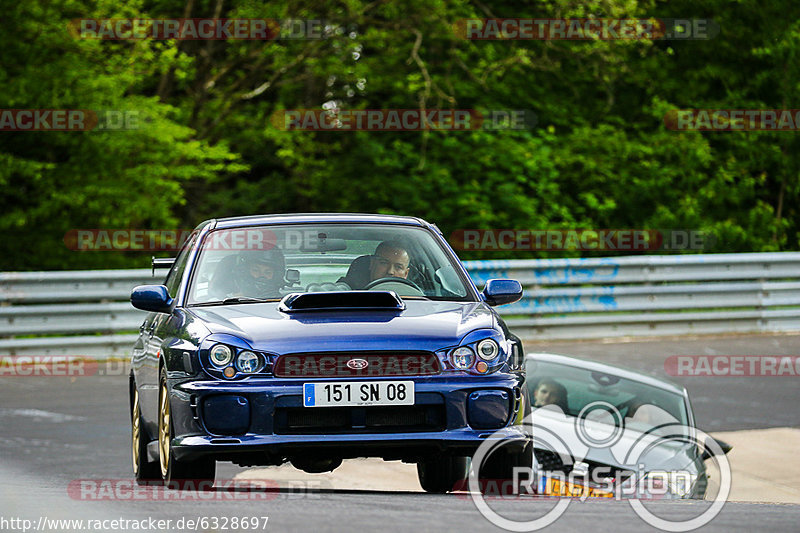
[482,279,523,306]
[285,269,301,285]
[131,285,174,314]
[151,256,176,276]
[701,436,732,461]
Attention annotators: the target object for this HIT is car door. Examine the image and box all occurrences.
[138,233,197,433]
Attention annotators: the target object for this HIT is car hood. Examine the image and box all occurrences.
[186,299,496,353]
[531,408,701,475]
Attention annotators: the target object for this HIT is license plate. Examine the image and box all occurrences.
[303,381,414,407]
[540,475,613,498]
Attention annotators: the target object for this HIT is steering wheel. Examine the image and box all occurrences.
[364,277,424,293]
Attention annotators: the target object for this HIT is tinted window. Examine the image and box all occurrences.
[164,232,198,298]
[187,224,473,303]
[526,359,688,433]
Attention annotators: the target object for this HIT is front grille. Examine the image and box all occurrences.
[365,406,429,427]
[274,405,445,434]
[284,408,351,431]
[273,351,441,378]
[534,449,634,483]
[534,449,570,474]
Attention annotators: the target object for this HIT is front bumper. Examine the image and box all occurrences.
[167,374,528,462]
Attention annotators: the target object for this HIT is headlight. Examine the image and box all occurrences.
[209,344,233,367]
[667,471,698,497]
[476,339,500,361]
[451,346,475,370]
[235,350,261,373]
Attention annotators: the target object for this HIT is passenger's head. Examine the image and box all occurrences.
[237,248,285,294]
[370,241,410,281]
[533,378,568,410]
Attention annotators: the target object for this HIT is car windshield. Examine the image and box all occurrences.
[526,359,689,433]
[187,223,473,304]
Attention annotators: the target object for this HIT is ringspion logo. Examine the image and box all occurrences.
[469,409,731,531]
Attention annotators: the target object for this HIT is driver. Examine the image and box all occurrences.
[369,241,410,282]
[338,240,411,289]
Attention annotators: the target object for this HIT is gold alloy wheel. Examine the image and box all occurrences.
[158,380,170,478]
[132,389,141,475]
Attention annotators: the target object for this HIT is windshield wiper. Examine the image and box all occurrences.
[191,297,275,307]
[222,297,276,304]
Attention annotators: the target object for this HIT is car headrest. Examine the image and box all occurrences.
[339,255,373,290]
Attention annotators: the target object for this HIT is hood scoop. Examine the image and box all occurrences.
[279,291,406,312]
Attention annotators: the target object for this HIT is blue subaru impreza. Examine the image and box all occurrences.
[129,213,530,492]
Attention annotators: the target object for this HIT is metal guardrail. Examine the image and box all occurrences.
[1,252,799,355]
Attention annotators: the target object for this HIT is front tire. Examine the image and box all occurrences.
[417,456,469,493]
[158,368,216,487]
[131,385,161,484]
[478,441,534,494]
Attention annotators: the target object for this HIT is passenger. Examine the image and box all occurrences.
[212,248,286,298]
[237,248,285,297]
[532,378,569,412]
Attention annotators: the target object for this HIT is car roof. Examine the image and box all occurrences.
[526,352,687,396]
[201,213,433,230]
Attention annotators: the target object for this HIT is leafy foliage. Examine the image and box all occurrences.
[1,0,798,269]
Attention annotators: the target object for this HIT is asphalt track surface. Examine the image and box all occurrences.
[1,334,798,532]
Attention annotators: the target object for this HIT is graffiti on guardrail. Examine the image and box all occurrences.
[1,253,799,354]
[502,295,619,313]
[469,264,621,286]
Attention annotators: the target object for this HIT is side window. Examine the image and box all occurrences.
[164,233,198,298]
